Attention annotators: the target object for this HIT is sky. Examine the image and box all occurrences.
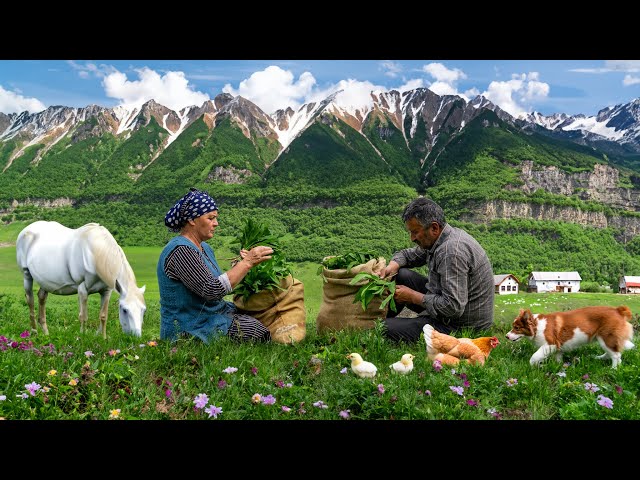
[0,60,639,119]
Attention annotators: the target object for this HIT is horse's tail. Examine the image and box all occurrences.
[16,227,37,271]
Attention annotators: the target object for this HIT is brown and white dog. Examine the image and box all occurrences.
[506,306,635,368]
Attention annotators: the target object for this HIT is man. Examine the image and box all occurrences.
[379,197,494,342]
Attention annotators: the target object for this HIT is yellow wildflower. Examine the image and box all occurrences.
[48,369,57,376]
[147,341,158,347]
[69,378,78,386]
[109,408,121,419]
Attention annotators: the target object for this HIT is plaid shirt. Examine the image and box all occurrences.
[391,224,494,330]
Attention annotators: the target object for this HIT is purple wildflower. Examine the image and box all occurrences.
[25,382,42,396]
[84,351,94,358]
[218,379,227,389]
[424,389,432,396]
[281,406,292,412]
[584,382,600,393]
[449,386,464,396]
[205,404,223,418]
[222,366,238,374]
[262,394,276,405]
[582,373,589,380]
[193,393,209,409]
[339,410,350,419]
[597,395,614,409]
[20,331,30,338]
[313,400,328,409]
[466,399,479,407]
[251,367,258,375]
[377,384,385,394]
[463,380,470,388]
[615,385,623,395]
[506,378,518,387]
[340,367,348,374]
[165,389,172,398]
[432,359,442,372]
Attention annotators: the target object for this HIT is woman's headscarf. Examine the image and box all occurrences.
[164,187,218,232]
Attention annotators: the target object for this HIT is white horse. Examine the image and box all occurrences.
[16,221,146,338]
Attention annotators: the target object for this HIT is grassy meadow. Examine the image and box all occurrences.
[1,242,639,420]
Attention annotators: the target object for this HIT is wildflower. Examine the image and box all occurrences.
[251,367,258,375]
[432,359,442,372]
[597,395,614,409]
[313,400,328,409]
[424,390,432,396]
[205,405,223,418]
[108,349,118,357]
[262,394,276,405]
[281,406,292,413]
[584,382,600,393]
[47,369,57,376]
[20,330,30,338]
[109,409,121,419]
[563,362,571,368]
[17,393,28,399]
[377,384,385,394]
[275,380,285,388]
[340,367,348,374]
[339,410,350,419]
[251,393,262,404]
[193,393,209,409]
[84,351,94,358]
[450,368,457,375]
[615,385,623,395]
[463,380,470,388]
[0,395,6,401]
[147,341,158,347]
[42,386,50,393]
[506,378,518,387]
[582,374,589,380]
[222,366,238,374]
[466,399,479,407]
[557,371,567,377]
[170,347,178,354]
[69,378,78,386]
[25,382,42,396]
[165,389,172,398]
[285,383,293,388]
[487,408,502,419]
[459,373,467,381]
[139,344,146,348]
[390,395,398,403]
[217,379,227,389]
[449,386,464,396]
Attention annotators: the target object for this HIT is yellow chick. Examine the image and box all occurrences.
[347,353,377,379]
[389,353,415,374]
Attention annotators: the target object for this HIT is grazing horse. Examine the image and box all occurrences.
[16,221,146,338]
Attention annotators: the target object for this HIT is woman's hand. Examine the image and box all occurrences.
[242,245,274,267]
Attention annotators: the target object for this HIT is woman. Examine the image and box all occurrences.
[157,187,273,343]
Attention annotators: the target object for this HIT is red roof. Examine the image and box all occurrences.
[625,282,640,287]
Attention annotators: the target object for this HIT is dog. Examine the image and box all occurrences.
[506,306,635,368]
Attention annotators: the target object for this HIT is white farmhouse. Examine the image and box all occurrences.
[528,271,582,293]
[494,274,520,295]
[619,276,640,294]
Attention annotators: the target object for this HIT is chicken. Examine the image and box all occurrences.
[423,324,500,366]
[389,353,415,374]
[347,353,377,378]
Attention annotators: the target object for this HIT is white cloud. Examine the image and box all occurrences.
[464,87,480,98]
[422,63,467,83]
[223,66,316,114]
[0,85,46,114]
[571,60,640,74]
[305,78,385,111]
[102,68,210,112]
[68,60,117,79]
[380,61,402,78]
[396,78,425,92]
[623,74,640,86]
[482,72,550,117]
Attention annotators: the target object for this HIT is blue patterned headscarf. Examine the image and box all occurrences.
[164,187,218,232]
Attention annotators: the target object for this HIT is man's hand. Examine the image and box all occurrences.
[394,284,422,306]
[379,260,400,279]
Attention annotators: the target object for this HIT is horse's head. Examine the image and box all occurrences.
[116,282,146,337]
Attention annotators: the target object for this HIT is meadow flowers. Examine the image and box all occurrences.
[109,409,121,419]
[584,382,600,393]
[222,366,238,374]
[339,410,350,419]
[597,395,614,409]
[506,378,518,387]
[193,393,209,409]
[205,405,222,418]
[449,386,464,396]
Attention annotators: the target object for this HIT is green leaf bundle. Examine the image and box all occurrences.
[317,252,378,275]
[349,272,397,313]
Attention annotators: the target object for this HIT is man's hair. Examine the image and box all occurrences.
[402,197,446,229]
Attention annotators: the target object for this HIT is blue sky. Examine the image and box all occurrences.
[0,60,639,118]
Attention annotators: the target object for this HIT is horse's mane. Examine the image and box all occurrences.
[82,224,138,293]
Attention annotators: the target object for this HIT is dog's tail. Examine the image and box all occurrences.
[617,305,632,321]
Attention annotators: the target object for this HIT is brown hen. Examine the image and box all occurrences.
[423,324,500,366]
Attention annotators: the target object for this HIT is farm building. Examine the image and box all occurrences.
[619,276,640,294]
[528,271,582,293]
[494,274,520,295]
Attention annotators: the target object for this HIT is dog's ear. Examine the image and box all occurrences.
[522,309,531,320]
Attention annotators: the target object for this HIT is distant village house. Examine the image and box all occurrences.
[528,271,582,293]
[494,274,520,295]
[619,276,640,294]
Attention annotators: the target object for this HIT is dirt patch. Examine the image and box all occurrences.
[0,242,13,247]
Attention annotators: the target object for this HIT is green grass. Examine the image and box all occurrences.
[1,245,639,420]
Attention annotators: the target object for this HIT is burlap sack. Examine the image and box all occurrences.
[233,275,306,344]
[316,256,388,334]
